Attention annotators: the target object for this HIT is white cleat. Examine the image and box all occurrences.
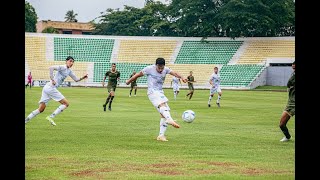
[46,116,56,126]
[129,95,131,97]
[280,137,290,142]
[157,135,168,142]
[165,119,180,128]
[134,95,136,97]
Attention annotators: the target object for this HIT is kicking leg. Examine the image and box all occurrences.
[134,87,137,96]
[208,94,213,107]
[129,88,133,97]
[216,92,222,107]
[158,103,180,128]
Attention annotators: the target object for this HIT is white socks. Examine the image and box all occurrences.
[159,106,173,121]
[159,118,168,136]
[208,96,212,104]
[25,109,40,123]
[217,95,221,103]
[50,105,67,118]
[174,92,177,100]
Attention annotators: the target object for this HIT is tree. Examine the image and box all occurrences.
[65,10,78,22]
[42,26,59,34]
[215,0,295,38]
[25,1,38,32]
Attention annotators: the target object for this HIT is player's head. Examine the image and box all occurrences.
[66,56,75,68]
[189,71,193,75]
[29,71,31,75]
[133,71,136,75]
[292,61,295,71]
[111,63,116,71]
[214,67,218,74]
[155,58,165,73]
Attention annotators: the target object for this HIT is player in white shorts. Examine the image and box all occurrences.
[171,76,182,100]
[25,56,88,126]
[208,66,222,108]
[126,58,187,142]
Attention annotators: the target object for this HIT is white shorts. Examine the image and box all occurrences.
[210,86,222,95]
[173,85,180,92]
[148,90,170,113]
[39,84,65,105]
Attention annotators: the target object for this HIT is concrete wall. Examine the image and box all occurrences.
[266,67,293,86]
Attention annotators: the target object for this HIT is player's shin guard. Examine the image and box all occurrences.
[280,125,291,139]
[208,96,212,104]
[105,95,111,105]
[217,95,221,103]
[134,89,137,95]
[159,106,173,121]
[174,91,177,100]
[50,104,67,118]
[130,89,132,95]
[109,96,115,108]
[25,109,40,123]
[159,118,168,136]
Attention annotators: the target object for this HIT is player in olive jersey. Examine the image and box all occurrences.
[279,61,295,142]
[102,63,120,111]
[129,71,138,97]
[186,71,196,100]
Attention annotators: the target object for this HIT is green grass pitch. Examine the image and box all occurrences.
[25,87,294,179]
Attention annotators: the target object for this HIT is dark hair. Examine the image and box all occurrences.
[66,56,74,61]
[155,58,165,65]
[112,63,116,66]
[214,67,218,69]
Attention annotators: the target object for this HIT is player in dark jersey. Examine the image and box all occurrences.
[129,71,138,97]
[102,63,120,111]
[279,61,295,142]
[186,71,196,100]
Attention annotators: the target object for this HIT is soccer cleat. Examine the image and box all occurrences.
[208,104,211,107]
[129,95,131,97]
[46,116,56,126]
[108,107,112,111]
[165,119,180,128]
[157,135,168,142]
[216,102,220,108]
[103,104,107,111]
[280,137,290,142]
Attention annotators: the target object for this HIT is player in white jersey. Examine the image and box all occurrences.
[208,67,222,108]
[126,58,187,142]
[25,56,88,126]
[171,76,182,100]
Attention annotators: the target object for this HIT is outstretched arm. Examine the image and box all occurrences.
[126,71,143,85]
[69,71,88,82]
[169,71,187,83]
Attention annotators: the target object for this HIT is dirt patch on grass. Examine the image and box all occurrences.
[242,168,292,175]
[197,169,221,175]
[197,161,238,167]
[150,169,185,176]
[147,163,181,168]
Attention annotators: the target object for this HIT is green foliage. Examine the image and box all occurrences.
[42,26,59,34]
[65,10,78,22]
[93,0,295,38]
[25,1,38,32]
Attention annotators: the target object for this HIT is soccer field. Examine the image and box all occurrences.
[25,87,294,179]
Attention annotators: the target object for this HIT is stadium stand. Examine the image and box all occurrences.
[54,37,114,62]
[175,41,243,64]
[219,64,265,86]
[237,40,294,64]
[25,33,294,89]
[117,40,177,64]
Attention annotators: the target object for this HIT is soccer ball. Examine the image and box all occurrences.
[182,110,196,123]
